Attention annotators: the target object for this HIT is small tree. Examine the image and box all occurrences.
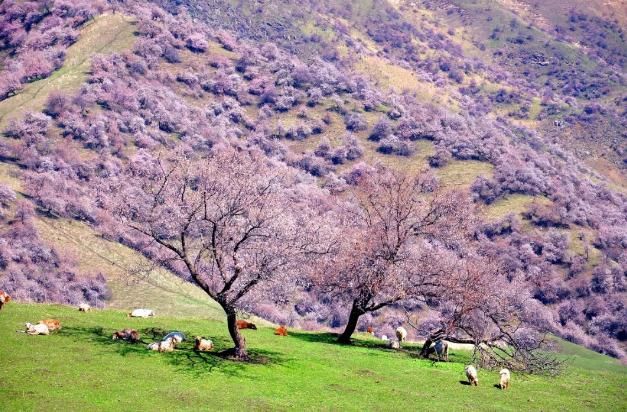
[112,149,326,359]
[317,168,472,344]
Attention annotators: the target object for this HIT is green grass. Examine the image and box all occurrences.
[34,217,224,320]
[0,13,136,129]
[483,194,551,220]
[436,160,494,188]
[1,303,625,411]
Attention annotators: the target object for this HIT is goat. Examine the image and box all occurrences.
[395,327,407,343]
[163,331,186,345]
[499,368,511,390]
[465,365,479,386]
[112,329,140,343]
[194,336,214,352]
[39,319,61,331]
[78,303,91,312]
[148,337,175,352]
[434,340,449,362]
[0,290,11,311]
[24,322,49,335]
[236,320,257,330]
[274,325,288,336]
[129,309,155,318]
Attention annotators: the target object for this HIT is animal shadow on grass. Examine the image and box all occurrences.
[493,384,502,389]
[61,326,288,377]
[459,381,471,386]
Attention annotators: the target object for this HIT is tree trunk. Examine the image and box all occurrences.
[223,304,248,360]
[338,301,364,344]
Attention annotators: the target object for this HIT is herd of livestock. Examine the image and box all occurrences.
[2,291,512,389]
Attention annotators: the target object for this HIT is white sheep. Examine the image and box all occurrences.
[129,308,155,318]
[465,365,479,386]
[194,336,214,352]
[147,337,175,352]
[25,322,50,335]
[78,303,91,312]
[387,339,400,349]
[499,368,511,390]
[381,335,389,341]
[395,326,407,343]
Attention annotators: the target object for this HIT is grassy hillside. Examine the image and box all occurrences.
[1,303,625,411]
[0,13,136,129]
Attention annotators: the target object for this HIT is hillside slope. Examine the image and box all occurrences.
[1,303,625,411]
[0,0,624,361]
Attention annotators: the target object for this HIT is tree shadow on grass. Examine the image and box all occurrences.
[60,326,289,377]
[288,331,422,353]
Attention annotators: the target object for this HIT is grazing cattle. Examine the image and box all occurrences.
[499,369,511,390]
[395,327,407,343]
[434,340,449,362]
[387,340,400,349]
[78,303,91,312]
[274,325,288,336]
[194,336,214,352]
[112,329,140,343]
[236,320,257,330]
[0,291,11,311]
[129,309,155,318]
[39,319,61,331]
[148,337,175,352]
[366,326,374,335]
[163,331,186,345]
[25,322,49,335]
[465,365,479,386]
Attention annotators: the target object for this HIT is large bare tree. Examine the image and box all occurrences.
[112,148,326,359]
[317,169,473,344]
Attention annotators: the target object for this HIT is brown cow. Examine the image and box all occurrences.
[366,326,374,335]
[0,290,11,311]
[39,319,61,331]
[236,320,257,330]
[274,325,288,336]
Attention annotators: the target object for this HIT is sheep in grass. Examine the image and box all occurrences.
[78,303,91,312]
[499,368,511,390]
[387,339,400,349]
[395,327,407,345]
[24,322,50,335]
[148,337,176,352]
[434,340,449,362]
[381,335,389,341]
[129,308,155,318]
[163,331,186,345]
[465,365,479,386]
[194,336,214,352]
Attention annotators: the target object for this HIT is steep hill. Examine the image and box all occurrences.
[0,0,624,362]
